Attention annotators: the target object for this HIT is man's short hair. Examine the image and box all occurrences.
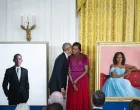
[48,91,63,105]
[15,103,30,110]
[62,43,71,51]
[13,53,22,61]
[129,99,140,110]
[47,103,63,110]
[92,90,105,107]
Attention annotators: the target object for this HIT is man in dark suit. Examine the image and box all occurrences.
[49,43,72,95]
[2,54,29,105]
[92,90,105,110]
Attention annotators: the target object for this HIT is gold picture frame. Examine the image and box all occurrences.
[95,42,140,102]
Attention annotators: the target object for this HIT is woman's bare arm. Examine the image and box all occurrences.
[68,67,78,91]
[125,64,137,72]
[68,67,74,84]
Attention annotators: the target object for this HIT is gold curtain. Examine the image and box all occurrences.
[78,0,140,94]
[77,0,86,11]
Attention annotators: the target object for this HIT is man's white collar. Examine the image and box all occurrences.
[64,52,68,59]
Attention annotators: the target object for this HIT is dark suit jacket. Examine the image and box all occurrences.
[49,52,68,94]
[2,66,29,103]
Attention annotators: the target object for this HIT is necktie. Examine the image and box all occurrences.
[17,68,20,81]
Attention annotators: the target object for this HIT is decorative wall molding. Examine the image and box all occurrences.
[0,0,77,76]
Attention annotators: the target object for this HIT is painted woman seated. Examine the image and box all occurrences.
[102,52,140,97]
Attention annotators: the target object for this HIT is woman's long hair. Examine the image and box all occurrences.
[113,52,126,65]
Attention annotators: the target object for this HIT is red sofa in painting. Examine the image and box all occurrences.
[100,72,140,90]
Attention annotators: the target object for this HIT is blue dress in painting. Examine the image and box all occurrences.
[102,67,140,97]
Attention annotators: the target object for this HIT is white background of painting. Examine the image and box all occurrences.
[100,46,140,75]
[0,43,47,105]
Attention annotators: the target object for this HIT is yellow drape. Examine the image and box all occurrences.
[79,0,140,94]
[77,0,86,11]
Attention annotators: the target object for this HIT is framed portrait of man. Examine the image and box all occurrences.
[96,42,140,101]
[0,42,49,105]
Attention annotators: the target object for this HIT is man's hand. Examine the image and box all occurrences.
[61,88,66,96]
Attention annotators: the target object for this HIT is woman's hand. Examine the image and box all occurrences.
[73,79,78,84]
[125,69,132,77]
[73,84,78,92]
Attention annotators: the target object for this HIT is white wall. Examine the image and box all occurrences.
[0,0,78,76]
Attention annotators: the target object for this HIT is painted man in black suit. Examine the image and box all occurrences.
[92,90,105,110]
[2,54,29,105]
[49,43,72,95]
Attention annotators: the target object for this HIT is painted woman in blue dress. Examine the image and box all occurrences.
[102,52,140,97]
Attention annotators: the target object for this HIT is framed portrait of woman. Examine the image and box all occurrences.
[96,42,140,101]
